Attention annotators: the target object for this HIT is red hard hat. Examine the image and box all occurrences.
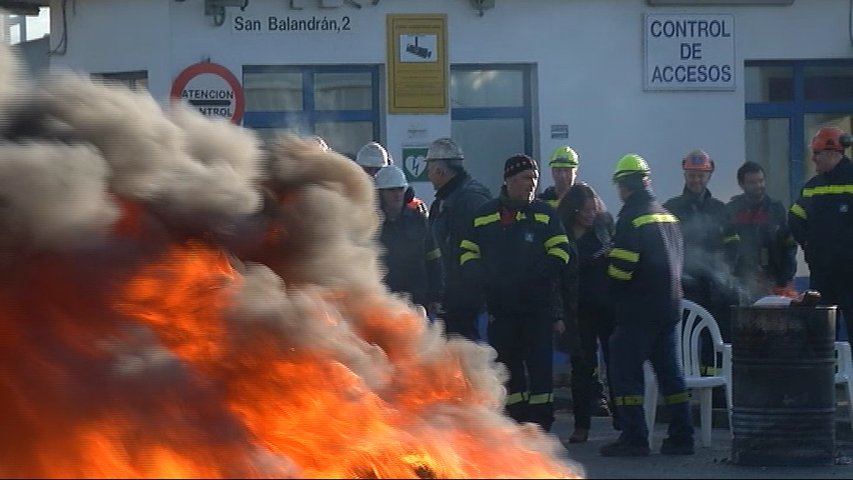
[682,150,714,172]
[810,127,849,152]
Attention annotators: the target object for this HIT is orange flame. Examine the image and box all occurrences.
[0,241,580,479]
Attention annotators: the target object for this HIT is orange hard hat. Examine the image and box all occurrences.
[810,127,850,152]
[682,150,715,172]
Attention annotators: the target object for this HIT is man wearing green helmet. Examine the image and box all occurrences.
[600,154,695,457]
[538,145,580,208]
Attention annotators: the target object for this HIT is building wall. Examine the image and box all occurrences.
[13,35,50,74]
[46,0,853,211]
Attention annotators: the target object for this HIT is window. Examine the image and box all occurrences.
[450,65,533,195]
[745,61,853,204]
[93,70,148,91]
[242,65,380,159]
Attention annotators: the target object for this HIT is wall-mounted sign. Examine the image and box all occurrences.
[648,0,791,4]
[550,124,569,139]
[402,146,429,182]
[644,13,735,91]
[171,62,245,124]
[386,14,448,114]
[231,14,355,33]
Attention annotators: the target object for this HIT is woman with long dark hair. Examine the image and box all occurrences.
[556,181,619,443]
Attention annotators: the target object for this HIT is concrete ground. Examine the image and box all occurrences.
[549,389,853,479]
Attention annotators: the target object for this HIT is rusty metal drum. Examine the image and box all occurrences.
[731,305,837,466]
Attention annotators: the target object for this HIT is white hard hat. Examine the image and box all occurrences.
[426,137,463,161]
[309,135,329,151]
[356,141,391,168]
[375,165,409,189]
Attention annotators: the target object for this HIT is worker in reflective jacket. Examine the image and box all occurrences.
[789,127,853,341]
[600,154,695,457]
[459,154,569,432]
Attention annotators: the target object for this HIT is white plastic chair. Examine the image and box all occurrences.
[835,341,853,423]
[644,299,733,447]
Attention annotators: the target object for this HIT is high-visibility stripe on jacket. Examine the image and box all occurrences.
[459,197,569,316]
[537,185,561,209]
[789,156,853,273]
[610,189,684,325]
[428,173,492,318]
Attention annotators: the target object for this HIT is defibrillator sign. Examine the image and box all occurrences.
[402,146,429,182]
[171,62,245,124]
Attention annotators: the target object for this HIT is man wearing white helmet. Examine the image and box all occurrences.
[424,137,492,340]
[375,165,443,315]
[356,141,427,215]
[355,141,390,177]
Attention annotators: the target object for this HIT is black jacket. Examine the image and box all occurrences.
[789,156,853,274]
[538,186,561,209]
[459,194,569,317]
[727,193,797,287]
[575,212,616,308]
[379,206,442,307]
[609,189,684,326]
[664,188,739,304]
[428,172,492,310]
[555,212,613,354]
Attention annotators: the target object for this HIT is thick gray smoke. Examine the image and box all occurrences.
[0,45,577,478]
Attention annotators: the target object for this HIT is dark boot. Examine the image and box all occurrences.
[660,436,695,455]
[592,397,612,417]
[599,437,650,457]
[506,402,529,425]
[568,428,589,444]
[528,402,555,433]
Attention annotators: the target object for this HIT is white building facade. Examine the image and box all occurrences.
[12,0,853,222]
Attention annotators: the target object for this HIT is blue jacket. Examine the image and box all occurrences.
[459,194,570,317]
[609,189,684,326]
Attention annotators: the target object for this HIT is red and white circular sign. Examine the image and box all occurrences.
[171,62,245,124]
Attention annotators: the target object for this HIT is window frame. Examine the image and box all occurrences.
[450,63,533,156]
[93,70,149,90]
[242,64,380,141]
[745,59,853,203]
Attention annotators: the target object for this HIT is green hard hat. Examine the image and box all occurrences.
[549,146,579,168]
[613,154,650,183]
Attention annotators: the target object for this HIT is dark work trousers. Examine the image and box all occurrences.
[443,310,480,341]
[608,318,694,446]
[442,292,480,341]
[811,269,853,342]
[488,310,555,432]
[571,302,618,430]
